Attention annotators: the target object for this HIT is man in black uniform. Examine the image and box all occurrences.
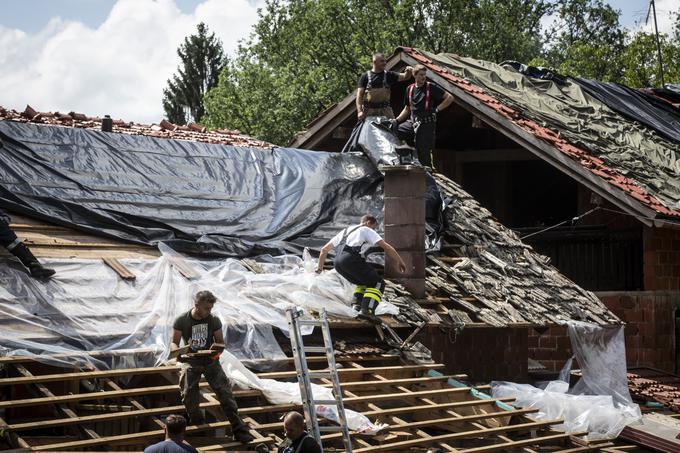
[316,215,407,317]
[277,412,322,453]
[0,209,55,278]
[171,290,254,444]
[356,52,413,120]
[395,64,455,168]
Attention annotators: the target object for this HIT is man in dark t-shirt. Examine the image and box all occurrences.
[395,64,454,168]
[171,291,254,444]
[355,52,413,120]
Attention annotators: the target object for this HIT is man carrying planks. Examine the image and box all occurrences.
[0,209,55,278]
[171,290,254,444]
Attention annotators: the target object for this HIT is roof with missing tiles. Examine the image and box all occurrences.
[293,47,680,223]
[0,104,273,149]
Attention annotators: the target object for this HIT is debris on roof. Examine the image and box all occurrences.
[0,104,273,148]
[399,47,680,217]
[391,173,619,326]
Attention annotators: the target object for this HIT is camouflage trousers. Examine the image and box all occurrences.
[179,361,245,430]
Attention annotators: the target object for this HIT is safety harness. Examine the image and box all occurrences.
[408,82,436,123]
[364,70,391,108]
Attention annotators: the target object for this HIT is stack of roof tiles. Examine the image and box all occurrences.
[628,367,680,412]
[0,105,272,148]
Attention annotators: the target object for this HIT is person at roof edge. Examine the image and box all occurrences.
[316,215,407,319]
[394,64,455,169]
[356,52,413,120]
[0,209,55,279]
[171,290,254,444]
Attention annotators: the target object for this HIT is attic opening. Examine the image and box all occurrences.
[431,104,644,292]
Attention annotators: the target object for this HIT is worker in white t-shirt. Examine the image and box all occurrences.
[316,215,407,317]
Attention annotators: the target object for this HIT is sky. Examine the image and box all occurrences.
[0,0,678,124]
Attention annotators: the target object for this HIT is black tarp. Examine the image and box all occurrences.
[0,121,384,257]
[573,77,680,144]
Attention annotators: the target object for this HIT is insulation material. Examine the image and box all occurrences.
[0,120,383,257]
[418,50,680,211]
[220,350,386,434]
[0,246,398,370]
[491,321,640,440]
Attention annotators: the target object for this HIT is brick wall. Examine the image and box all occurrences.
[528,326,572,372]
[599,291,679,373]
[422,326,528,382]
[643,226,680,290]
[527,292,680,374]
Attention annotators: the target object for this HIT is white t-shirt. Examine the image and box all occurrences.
[330,225,382,248]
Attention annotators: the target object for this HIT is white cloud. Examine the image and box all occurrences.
[633,0,678,36]
[0,0,263,124]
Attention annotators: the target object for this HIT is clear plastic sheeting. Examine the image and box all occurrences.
[220,350,386,434]
[491,321,641,440]
[0,246,398,370]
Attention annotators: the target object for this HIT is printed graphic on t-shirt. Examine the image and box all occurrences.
[190,323,208,350]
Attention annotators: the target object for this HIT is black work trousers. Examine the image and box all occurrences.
[396,120,436,168]
[334,249,381,288]
[0,212,18,249]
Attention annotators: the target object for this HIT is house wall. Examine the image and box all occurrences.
[528,291,680,374]
[422,326,528,382]
[643,225,680,291]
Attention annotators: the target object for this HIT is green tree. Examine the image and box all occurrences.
[621,32,680,87]
[544,0,627,81]
[163,23,225,125]
[203,0,555,145]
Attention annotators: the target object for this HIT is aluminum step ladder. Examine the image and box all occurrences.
[286,307,353,452]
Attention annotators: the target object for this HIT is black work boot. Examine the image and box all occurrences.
[232,422,254,443]
[10,243,55,279]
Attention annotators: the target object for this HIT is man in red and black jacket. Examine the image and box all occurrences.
[394,64,454,168]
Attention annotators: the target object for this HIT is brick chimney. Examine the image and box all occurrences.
[382,165,426,298]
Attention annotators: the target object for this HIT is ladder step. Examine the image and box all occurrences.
[304,346,328,354]
[313,399,340,406]
[308,371,332,379]
[318,426,343,432]
[298,320,323,327]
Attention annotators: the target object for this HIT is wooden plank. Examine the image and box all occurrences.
[458,432,587,453]
[1,374,451,410]
[0,365,179,386]
[8,386,491,431]
[169,257,199,280]
[259,363,444,380]
[13,364,101,442]
[362,397,516,417]
[352,420,565,452]
[102,258,136,280]
[0,363,441,386]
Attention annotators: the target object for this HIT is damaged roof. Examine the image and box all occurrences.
[293,47,680,224]
[387,173,619,327]
[0,104,272,148]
